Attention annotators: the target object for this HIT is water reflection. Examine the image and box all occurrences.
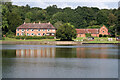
[2,47,118,59]
[16,48,55,58]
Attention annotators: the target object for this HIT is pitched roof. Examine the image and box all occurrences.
[76,29,99,34]
[17,23,56,29]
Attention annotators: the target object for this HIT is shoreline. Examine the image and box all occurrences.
[1,41,120,45]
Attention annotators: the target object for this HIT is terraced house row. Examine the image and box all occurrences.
[16,22,56,36]
[16,22,108,37]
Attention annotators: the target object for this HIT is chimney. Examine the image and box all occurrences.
[48,22,50,24]
[39,21,41,24]
[33,22,35,24]
[24,22,26,24]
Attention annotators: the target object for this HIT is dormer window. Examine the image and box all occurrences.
[38,29,41,31]
[27,29,29,31]
[47,29,50,31]
[22,29,24,31]
[31,29,34,31]
[53,29,55,31]
[43,29,45,31]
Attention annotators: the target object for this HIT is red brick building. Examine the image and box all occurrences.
[16,22,56,36]
[76,25,108,37]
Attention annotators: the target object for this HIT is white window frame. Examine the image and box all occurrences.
[22,29,24,31]
[38,33,41,36]
[38,29,41,31]
[31,29,34,31]
[43,29,45,31]
[47,29,50,31]
[53,29,55,31]
[17,33,19,36]
[31,33,34,35]
[27,29,29,31]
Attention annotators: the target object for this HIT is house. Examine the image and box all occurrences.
[76,25,108,37]
[16,22,56,36]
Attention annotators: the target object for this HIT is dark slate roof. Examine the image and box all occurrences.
[76,29,99,34]
[17,23,56,29]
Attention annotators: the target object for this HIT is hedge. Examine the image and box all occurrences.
[15,36,54,39]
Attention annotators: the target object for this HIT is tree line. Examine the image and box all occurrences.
[2,2,120,36]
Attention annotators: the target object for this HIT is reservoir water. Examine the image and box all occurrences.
[1,44,119,78]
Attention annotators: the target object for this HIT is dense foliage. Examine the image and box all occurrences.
[56,23,77,41]
[15,36,54,40]
[2,2,120,36]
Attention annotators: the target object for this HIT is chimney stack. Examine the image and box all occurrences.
[48,22,50,24]
[39,21,41,24]
[33,22,35,24]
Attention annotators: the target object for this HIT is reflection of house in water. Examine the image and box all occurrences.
[76,47,110,59]
[16,48,55,58]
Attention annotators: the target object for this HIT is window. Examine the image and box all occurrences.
[103,31,104,33]
[46,33,50,35]
[43,29,45,31]
[17,29,19,31]
[38,33,41,36]
[43,33,45,36]
[47,29,50,31]
[17,33,19,36]
[38,29,41,31]
[31,33,34,35]
[21,33,24,35]
[53,29,55,31]
[22,29,24,31]
[27,33,29,36]
[52,33,54,35]
[27,29,29,31]
[31,29,34,31]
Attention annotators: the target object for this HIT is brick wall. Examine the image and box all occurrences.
[99,25,108,35]
[16,28,56,36]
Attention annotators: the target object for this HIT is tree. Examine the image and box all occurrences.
[56,23,77,41]
[53,21,63,29]
[7,12,23,33]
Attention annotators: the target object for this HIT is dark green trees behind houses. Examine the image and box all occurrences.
[1,2,120,36]
[56,23,77,41]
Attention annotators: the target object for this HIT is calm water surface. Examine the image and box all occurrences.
[2,44,120,78]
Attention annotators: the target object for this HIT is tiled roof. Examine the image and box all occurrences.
[76,29,99,34]
[17,23,56,29]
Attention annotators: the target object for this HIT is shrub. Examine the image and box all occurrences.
[83,38,88,41]
[85,33,91,37]
[16,36,54,40]
[15,36,21,39]
[2,37,5,40]
[99,34,102,37]
[46,36,54,39]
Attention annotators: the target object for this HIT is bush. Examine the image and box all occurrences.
[46,36,54,39]
[16,36,54,40]
[85,33,91,37]
[99,34,102,37]
[2,37,5,40]
[83,38,88,41]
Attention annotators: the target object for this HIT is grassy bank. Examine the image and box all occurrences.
[1,37,120,44]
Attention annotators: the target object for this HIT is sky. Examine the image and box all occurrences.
[11,0,120,9]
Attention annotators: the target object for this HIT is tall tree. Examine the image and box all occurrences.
[56,23,77,41]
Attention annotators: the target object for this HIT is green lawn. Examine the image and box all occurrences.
[1,37,120,43]
[2,37,58,41]
[75,37,120,43]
